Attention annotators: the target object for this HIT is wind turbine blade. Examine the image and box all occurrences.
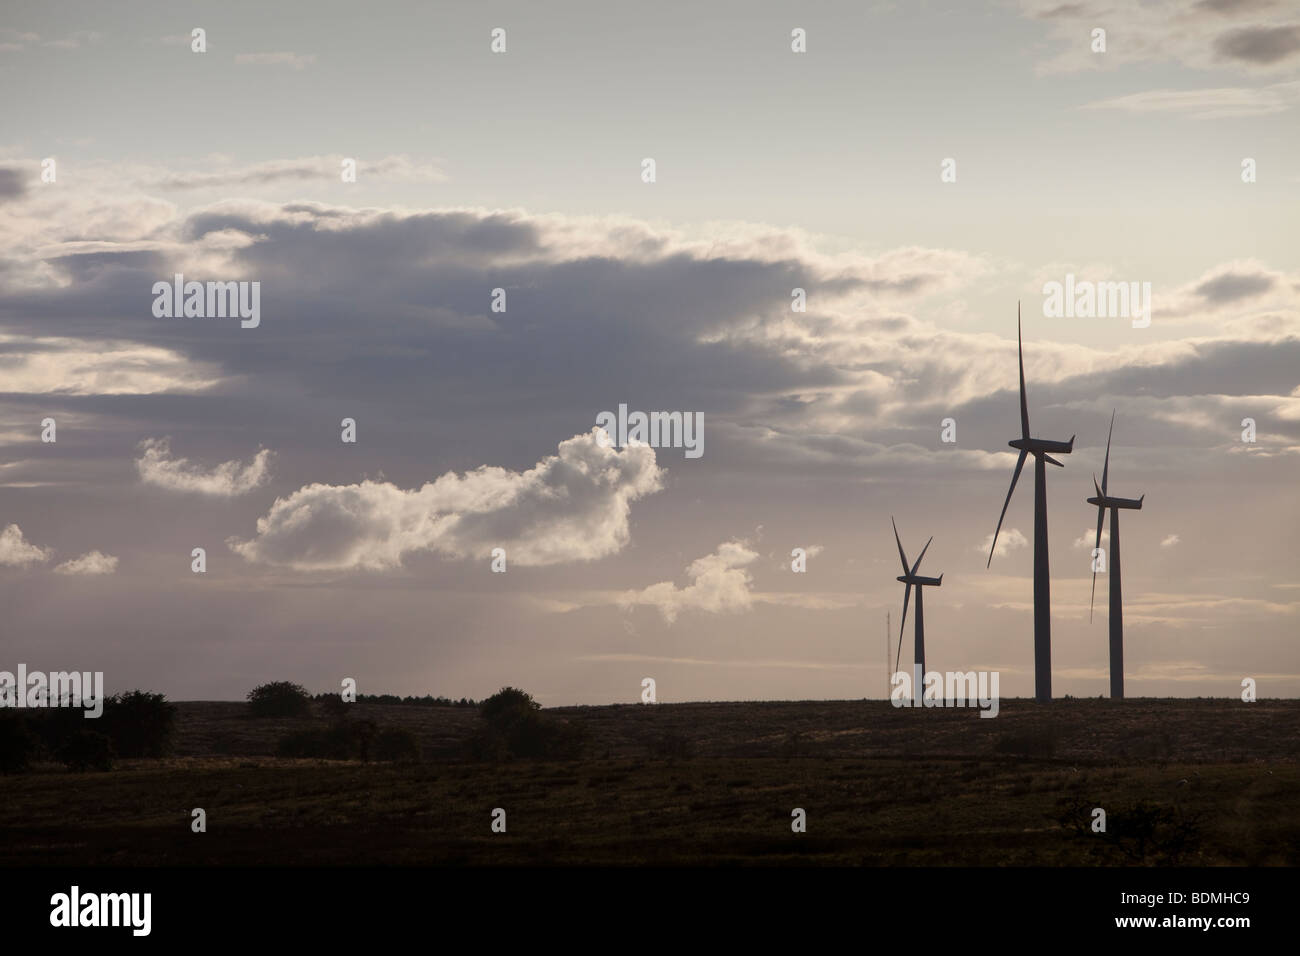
[891,516,910,575]
[988,449,1028,567]
[910,535,933,576]
[1102,410,1114,495]
[1090,503,1104,623]
[1044,454,1064,467]
[895,583,912,675]
[1094,475,1103,499]
[1018,304,1030,440]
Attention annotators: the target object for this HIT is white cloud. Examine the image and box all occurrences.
[977,528,1028,559]
[230,429,663,570]
[234,52,316,69]
[1073,527,1111,550]
[54,550,118,575]
[136,438,272,496]
[621,540,759,624]
[0,523,52,566]
[1161,533,1182,548]
[1081,81,1300,120]
[148,154,447,189]
[0,335,223,395]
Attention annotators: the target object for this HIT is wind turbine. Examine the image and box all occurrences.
[892,518,942,702]
[1087,411,1144,699]
[988,305,1074,702]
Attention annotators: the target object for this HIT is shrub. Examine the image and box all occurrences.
[373,727,421,763]
[470,688,586,761]
[276,719,378,760]
[58,730,115,772]
[479,687,540,729]
[101,690,177,758]
[318,695,350,719]
[247,681,312,718]
[0,713,37,774]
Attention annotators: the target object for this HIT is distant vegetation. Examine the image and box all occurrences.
[247,681,313,718]
[313,692,476,708]
[467,686,586,761]
[0,689,176,773]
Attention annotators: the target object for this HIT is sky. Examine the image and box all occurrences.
[0,0,1297,704]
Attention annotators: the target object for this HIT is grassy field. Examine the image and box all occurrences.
[2,698,1297,866]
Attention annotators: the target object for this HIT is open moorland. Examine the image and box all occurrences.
[2,698,1297,866]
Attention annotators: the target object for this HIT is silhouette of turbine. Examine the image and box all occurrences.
[1087,411,1144,699]
[892,518,942,697]
[988,305,1074,702]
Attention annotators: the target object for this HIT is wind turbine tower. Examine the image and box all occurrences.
[892,518,943,702]
[1087,411,1145,699]
[988,305,1074,702]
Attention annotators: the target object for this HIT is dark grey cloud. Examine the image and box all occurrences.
[1195,0,1277,14]
[0,167,27,201]
[1195,270,1277,303]
[1214,25,1300,65]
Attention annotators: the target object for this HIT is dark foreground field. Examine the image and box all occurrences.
[3,698,1298,866]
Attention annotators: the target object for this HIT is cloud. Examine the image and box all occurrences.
[621,540,759,624]
[1214,24,1300,64]
[136,438,273,496]
[0,30,40,52]
[1019,0,1300,74]
[230,430,663,571]
[977,528,1028,559]
[0,167,28,201]
[0,335,224,395]
[1161,533,1182,547]
[234,52,316,69]
[0,524,52,566]
[1195,268,1277,303]
[1073,527,1110,550]
[148,155,447,190]
[54,551,118,575]
[0,30,100,52]
[43,31,102,50]
[1080,81,1300,119]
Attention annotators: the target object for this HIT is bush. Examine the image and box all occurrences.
[471,688,586,761]
[0,714,37,774]
[373,727,421,763]
[58,730,115,772]
[318,695,350,719]
[479,687,540,729]
[276,719,378,760]
[247,681,312,718]
[101,690,177,758]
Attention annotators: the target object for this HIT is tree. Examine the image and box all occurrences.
[0,714,37,774]
[58,730,115,772]
[479,687,540,729]
[101,690,177,758]
[247,681,312,718]
[472,687,585,760]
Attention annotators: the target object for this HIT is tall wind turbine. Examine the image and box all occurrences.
[1087,411,1144,699]
[892,518,942,700]
[988,305,1074,702]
